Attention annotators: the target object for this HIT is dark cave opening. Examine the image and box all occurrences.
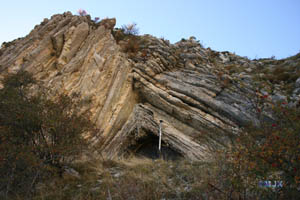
[127,133,183,161]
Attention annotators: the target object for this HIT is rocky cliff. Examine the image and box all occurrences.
[1,12,300,160]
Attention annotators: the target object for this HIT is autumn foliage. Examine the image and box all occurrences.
[214,91,300,199]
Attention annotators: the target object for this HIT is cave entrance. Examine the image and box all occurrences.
[127,133,182,161]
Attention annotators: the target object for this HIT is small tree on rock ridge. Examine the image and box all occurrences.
[121,23,139,35]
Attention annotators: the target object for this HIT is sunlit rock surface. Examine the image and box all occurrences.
[1,12,299,160]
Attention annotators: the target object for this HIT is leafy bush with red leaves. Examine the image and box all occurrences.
[215,90,300,199]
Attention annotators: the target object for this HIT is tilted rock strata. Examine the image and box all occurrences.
[0,12,138,154]
[1,13,300,160]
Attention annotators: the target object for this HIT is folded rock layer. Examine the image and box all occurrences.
[1,13,300,160]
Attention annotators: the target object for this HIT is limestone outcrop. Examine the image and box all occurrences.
[1,13,300,160]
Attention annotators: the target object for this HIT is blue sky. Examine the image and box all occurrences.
[1,0,299,59]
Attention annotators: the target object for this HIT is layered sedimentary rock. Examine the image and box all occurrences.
[1,13,300,160]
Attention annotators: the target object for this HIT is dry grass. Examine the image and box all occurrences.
[28,156,224,200]
[6,152,289,200]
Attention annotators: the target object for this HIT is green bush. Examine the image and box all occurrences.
[0,71,97,199]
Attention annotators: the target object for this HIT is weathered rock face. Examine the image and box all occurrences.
[0,12,138,156]
[1,13,300,160]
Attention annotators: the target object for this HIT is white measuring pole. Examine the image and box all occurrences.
[158,120,163,152]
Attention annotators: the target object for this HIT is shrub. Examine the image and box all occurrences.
[112,28,143,59]
[112,23,143,59]
[121,23,139,35]
[123,36,140,54]
[190,76,300,199]
[0,71,97,199]
[94,17,100,23]
[77,9,87,16]
[216,89,300,199]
